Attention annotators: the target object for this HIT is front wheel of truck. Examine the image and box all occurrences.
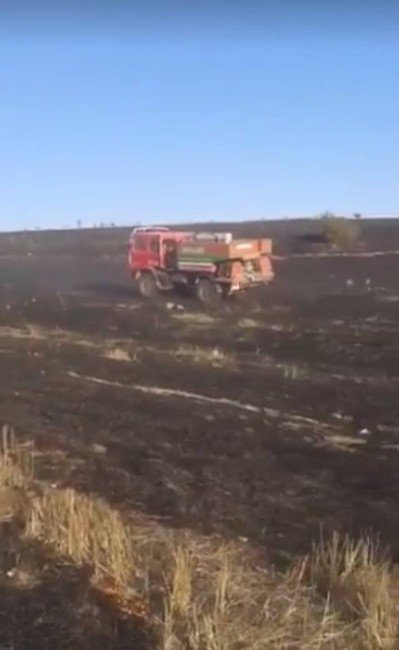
[136,272,158,299]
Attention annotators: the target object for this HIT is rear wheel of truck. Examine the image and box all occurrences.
[136,272,157,298]
[195,279,221,307]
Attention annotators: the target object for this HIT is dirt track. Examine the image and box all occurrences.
[0,238,398,564]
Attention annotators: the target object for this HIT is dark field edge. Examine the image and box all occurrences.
[1,217,399,256]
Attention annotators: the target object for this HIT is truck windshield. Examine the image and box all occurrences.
[133,235,146,250]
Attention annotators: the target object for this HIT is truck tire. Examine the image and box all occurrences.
[195,279,221,307]
[136,272,157,298]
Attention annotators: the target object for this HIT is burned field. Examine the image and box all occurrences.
[1,230,398,556]
[0,227,398,647]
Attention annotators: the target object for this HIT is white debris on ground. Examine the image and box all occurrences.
[166,302,185,312]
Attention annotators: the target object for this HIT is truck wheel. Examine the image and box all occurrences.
[137,272,157,298]
[196,279,221,307]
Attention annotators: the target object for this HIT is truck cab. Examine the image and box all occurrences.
[129,227,189,273]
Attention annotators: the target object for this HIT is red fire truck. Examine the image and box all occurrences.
[128,227,274,304]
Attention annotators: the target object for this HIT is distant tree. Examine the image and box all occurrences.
[321,215,361,250]
[319,210,336,220]
[353,213,362,220]
[77,219,82,228]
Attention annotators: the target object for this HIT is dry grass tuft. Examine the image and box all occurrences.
[237,317,262,329]
[175,344,231,366]
[161,541,348,650]
[279,362,309,380]
[171,312,217,326]
[0,325,97,349]
[308,532,398,649]
[26,488,134,584]
[169,546,192,615]
[103,345,135,362]
[0,325,46,340]
[0,424,34,488]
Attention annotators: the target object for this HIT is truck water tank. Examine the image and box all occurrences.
[195,232,233,243]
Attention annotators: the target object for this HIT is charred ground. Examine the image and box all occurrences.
[0,220,398,565]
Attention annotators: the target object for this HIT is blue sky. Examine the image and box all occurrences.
[0,1,398,231]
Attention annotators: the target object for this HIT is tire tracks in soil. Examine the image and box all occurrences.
[66,370,339,436]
